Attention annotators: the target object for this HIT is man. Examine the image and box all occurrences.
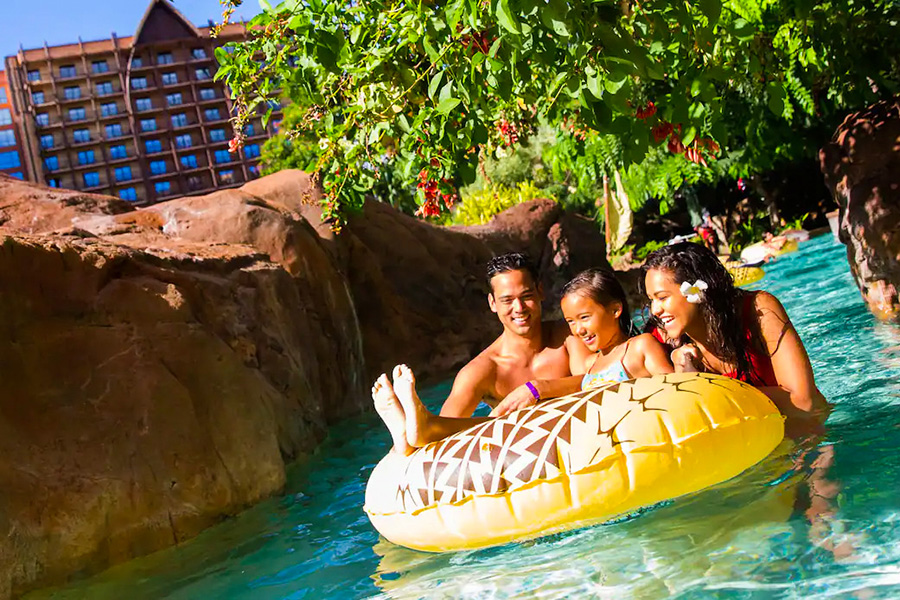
[438,252,583,417]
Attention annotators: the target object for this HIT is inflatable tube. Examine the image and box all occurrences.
[364,373,784,552]
[722,260,765,287]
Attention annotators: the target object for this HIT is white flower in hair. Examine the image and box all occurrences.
[680,279,708,304]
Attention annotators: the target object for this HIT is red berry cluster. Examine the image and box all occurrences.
[228,136,244,154]
[416,167,457,217]
[635,101,657,120]
[641,104,719,166]
[459,29,495,56]
[497,119,520,147]
[563,117,589,141]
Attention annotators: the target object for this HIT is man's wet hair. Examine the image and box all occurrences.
[486,252,539,290]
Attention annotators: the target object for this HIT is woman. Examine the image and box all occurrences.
[641,242,827,418]
[373,268,672,455]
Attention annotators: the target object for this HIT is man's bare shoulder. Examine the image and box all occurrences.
[458,343,501,381]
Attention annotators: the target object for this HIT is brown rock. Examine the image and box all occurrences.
[820,98,900,320]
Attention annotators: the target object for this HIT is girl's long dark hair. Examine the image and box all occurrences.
[639,242,754,382]
[561,268,638,337]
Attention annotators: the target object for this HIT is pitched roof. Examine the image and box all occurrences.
[133,0,202,46]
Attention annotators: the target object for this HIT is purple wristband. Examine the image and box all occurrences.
[525,381,541,401]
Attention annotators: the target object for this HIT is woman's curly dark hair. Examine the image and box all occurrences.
[639,242,754,381]
[562,268,638,337]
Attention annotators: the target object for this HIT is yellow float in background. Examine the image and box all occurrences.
[740,238,799,264]
[364,373,785,552]
[722,260,765,287]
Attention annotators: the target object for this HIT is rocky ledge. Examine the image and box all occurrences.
[0,170,608,597]
[820,97,900,321]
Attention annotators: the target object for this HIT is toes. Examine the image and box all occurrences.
[392,364,404,381]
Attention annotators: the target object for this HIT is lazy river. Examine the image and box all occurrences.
[30,235,900,599]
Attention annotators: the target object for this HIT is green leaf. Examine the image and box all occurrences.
[422,36,440,63]
[437,97,461,114]
[496,0,521,34]
[439,80,454,103]
[698,0,722,25]
[682,126,697,146]
[428,72,444,100]
[766,82,786,116]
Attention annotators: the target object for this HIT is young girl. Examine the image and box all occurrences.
[640,242,827,419]
[372,268,672,455]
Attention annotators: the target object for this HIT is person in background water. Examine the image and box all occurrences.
[641,242,828,420]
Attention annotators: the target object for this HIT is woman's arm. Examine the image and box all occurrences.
[753,292,829,418]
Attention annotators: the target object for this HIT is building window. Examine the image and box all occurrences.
[145,139,162,153]
[180,154,198,169]
[48,178,60,188]
[101,102,118,117]
[0,150,21,169]
[268,99,281,110]
[150,160,167,175]
[92,60,109,74]
[166,93,183,106]
[32,91,45,104]
[135,98,152,112]
[244,143,261,158]
[105,123,123,138]
[204,108,221,121]
[195,68,211,80]
[96,82,114,96]
[132,56,143,68]
[154,181,171,195]
[131,77,147,89]
[68,107,86,121]
[208,128,226,142]
[73,129,91,144]
[63,86,81,100]
[0,130,16,148]
[214,149,231,164]
[109,144,127,160]
[83,171,100,187]
[0,109,11,126]
[0,88,5,104]
[187,175,204,190]
[244,123,255,136]
[171,113,188,128]
[27,70,40,82]
[161,72,178,85]
[35,113,50,127]
[140,118,156,132]
[59,65,77,78]
[77,150,95,165]
[9,172,23,180]
[218,169,235,184]
[248,164,260,178]
[199,88,216,101]
[157,52,174,65]
[175,134,192,148]
[40,134,54,149]
[44,155,59,171]
[114,166,132,182]
[191,48,206,60]
[118,187,137,201]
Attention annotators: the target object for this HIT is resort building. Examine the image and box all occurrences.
[3,0,279,205]
[0,71,26,180]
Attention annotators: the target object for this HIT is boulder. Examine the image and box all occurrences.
[820,98,900,321]
[0,171,609,597]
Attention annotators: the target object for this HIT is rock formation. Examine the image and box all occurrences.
[820,98,900,321]
[0,170,608,598]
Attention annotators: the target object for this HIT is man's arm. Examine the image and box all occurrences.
[439,358,495,417]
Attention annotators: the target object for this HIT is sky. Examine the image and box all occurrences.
[0,0,261,62]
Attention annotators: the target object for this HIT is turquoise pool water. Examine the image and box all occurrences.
[32,235,900,599]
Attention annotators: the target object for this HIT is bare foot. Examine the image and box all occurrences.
[372,374,412,456]
[392,364,432,448]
